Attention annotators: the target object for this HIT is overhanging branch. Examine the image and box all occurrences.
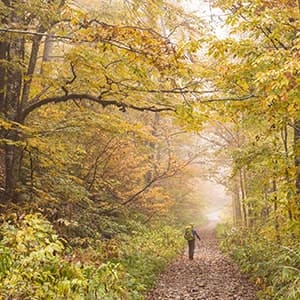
[20,91,258,121]
[197,94,257,103]
[21,93,175,121]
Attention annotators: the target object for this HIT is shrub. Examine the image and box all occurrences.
[0,214,185,299]
[218,225,300,300]
[0,214,87,299]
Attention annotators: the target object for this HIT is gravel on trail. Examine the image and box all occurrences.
[147,222,259,300]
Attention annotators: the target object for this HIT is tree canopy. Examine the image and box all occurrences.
[0,0,299,298]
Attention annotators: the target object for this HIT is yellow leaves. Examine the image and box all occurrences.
[71,20,176,75]
[175,104,205,133]
[69,9,88,27]
[0,117,13,130]
[0,117,31,133]
[27,137,41,149]
[236,79,249,91]
[68,175,83,185]
[141,186,173,213]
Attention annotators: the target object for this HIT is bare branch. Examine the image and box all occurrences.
[65,62,77,85]
[121,177,159,206]
[197,133,226,147]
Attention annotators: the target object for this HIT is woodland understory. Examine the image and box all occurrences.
[0,0,300,299]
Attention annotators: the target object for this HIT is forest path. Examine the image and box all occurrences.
[146,222,258,300]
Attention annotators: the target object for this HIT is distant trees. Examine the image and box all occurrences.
[208,0,300,234]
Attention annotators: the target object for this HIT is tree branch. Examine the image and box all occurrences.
[21,91,257,123]
[0,27,71,40]
[121,177,159,206]
[119,81,217,95]
[122,152,200,207]
[65,62,77,85]
[197,94,257,103]
[0,23,171,56]
[21,93,175,121]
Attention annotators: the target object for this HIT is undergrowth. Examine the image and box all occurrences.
[217,223,300,300]
[0,214,185,299]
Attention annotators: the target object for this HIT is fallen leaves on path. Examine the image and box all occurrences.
[147,222,258,300]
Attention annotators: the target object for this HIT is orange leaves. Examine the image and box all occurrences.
[71,21,176,73]
[260,0,298,9]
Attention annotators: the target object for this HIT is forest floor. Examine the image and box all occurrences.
[147,222,259,300]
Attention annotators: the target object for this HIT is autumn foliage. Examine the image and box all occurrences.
[0,0,300,298]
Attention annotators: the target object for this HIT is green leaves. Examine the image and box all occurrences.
[0,214,185,299]
[219,226,300,300]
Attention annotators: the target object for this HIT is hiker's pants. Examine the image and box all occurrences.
[188,239,195,259]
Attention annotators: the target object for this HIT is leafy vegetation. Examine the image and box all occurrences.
[217,224,300,299]
[0,214,184,299]
[0,0,206,297]
[0,0,300,298]
[204,1,300,299]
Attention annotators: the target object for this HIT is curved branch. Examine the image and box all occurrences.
[65,62,77,85]
[20,93,175,121]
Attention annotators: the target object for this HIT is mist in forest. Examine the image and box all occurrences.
[195,178,231,222]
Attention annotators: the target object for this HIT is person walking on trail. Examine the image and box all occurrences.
[184,224,201,260]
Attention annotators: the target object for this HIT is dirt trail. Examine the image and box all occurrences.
[147,222,258,300]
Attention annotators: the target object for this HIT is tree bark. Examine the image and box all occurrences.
[0,41,8,115]
[281,123,293,220]
[272,179,281,243]
[234,177,242,225]
[294,118,300,219]
[239,168,247,226]
[2,1,25,200]
[20,33,43,114]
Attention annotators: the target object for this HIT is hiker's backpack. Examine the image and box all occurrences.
[184,226,194,241]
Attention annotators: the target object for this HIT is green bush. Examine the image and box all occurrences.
[0,214,185,299]
[118,224,185,293]
[218,225,300,300]
[0,214,87,299]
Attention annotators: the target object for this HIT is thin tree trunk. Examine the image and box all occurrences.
[295,0,300,222]
[281,124,293,220]
[20,33,43,115]
[261,185,270,222]
[40,34,54,74]
[0,41,7,114]
[295,118,300,219]
[239,168,247,226]
[234,177,242,225]
[272,179,281,243]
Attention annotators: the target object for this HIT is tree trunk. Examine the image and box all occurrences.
[234,177,242,225]
[0,41,8,114]
[281,123,293,220]
[239,168,247,226]
[0,40,8,191]
[1,4,25,200]
[40,34,54,74]
[21,33,43,112]
[272,179,281,243]
[295,118,300,220]
[4,144,23,200]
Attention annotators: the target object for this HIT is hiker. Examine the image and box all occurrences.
[184,224,201,260]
